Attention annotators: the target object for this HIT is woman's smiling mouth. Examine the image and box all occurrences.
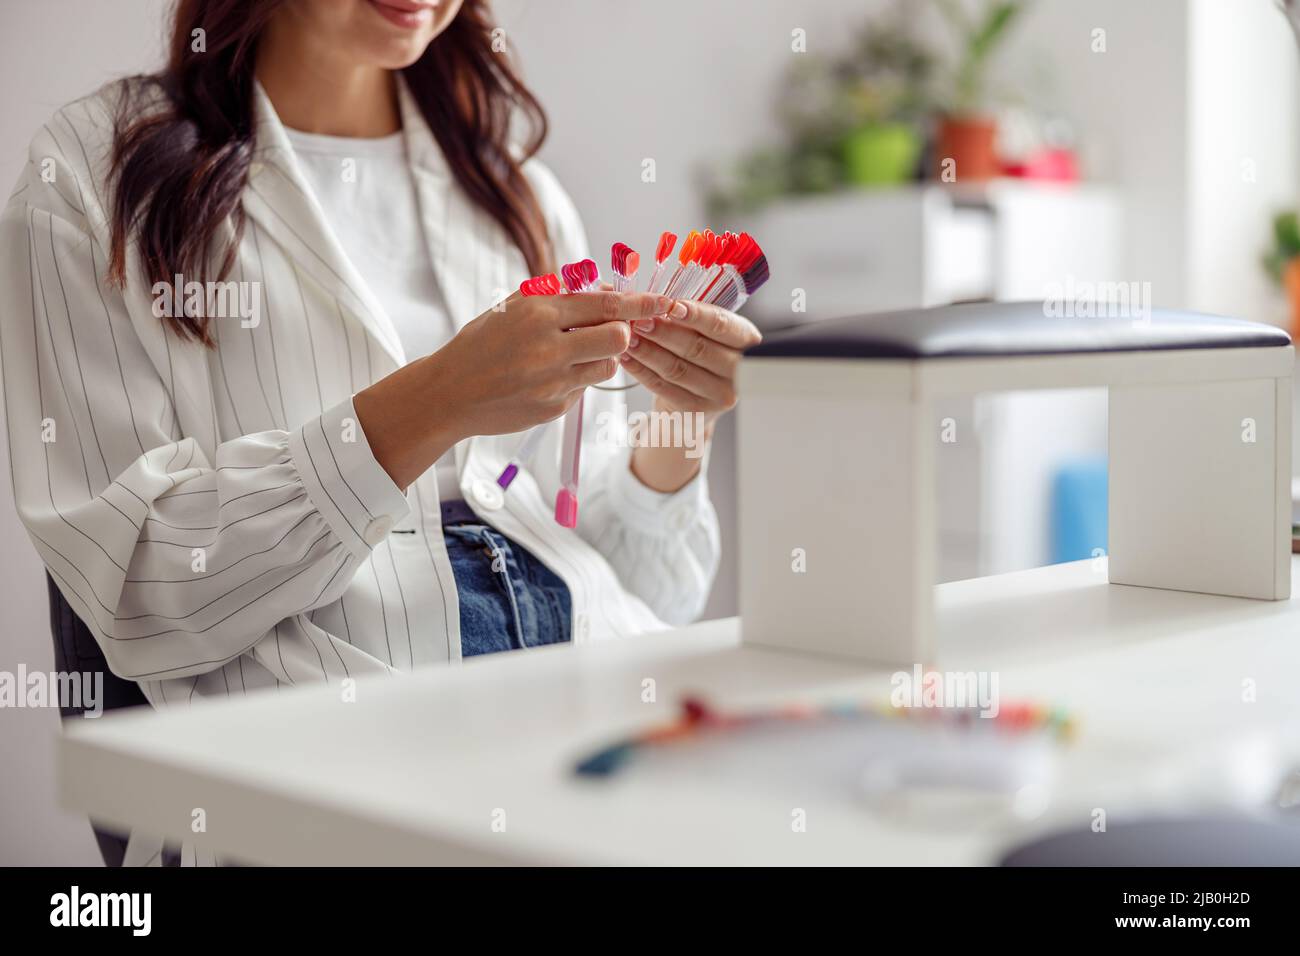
[366,0,437,30]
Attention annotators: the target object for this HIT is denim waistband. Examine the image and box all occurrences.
[440,497,480,528]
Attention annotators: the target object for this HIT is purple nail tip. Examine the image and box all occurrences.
[497,464,518,489]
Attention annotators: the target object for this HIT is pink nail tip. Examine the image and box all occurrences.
[554,489,579,528]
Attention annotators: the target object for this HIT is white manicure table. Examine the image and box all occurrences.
[59,557,1300,866]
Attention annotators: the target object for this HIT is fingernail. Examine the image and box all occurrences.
[619,352,632,364]
[655,296,672,314]
[669,302,688,319]
[627,335,640,349]
[633,318,655,334]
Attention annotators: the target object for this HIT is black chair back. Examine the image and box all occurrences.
[47,574,148,865]
[47,573,148,716]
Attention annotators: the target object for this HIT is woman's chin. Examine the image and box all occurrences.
[367,40,435,71]
[355,1,451,68]
[346,27,438,70]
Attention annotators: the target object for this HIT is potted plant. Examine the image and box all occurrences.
[835,18,934,186]
[704,5,934,215]
[1264,211,1300,339]
[931,0,1029,182]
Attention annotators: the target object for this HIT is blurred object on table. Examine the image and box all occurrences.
[999,110,1079,182]
[1050,457,1108,565]
[576,695,1074,832]
[1002,815,1300,865]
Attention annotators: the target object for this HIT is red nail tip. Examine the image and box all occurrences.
[611,242,631,276]
[655,231,677,264]
[561,262,582,292]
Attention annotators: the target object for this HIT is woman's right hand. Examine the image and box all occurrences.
[354,290,673,490]
[433,290,673,436]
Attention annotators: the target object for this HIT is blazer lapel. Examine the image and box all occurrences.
[398,79,518,334]
[397,80,530,477]
[241,82,407,367]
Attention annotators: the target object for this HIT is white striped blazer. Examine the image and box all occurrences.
[0,77,721,707]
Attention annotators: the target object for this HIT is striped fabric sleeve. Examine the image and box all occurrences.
[580,440,721,627]
[0,163,408,683]
[288,398,411,565]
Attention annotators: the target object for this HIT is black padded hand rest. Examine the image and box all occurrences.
[745,301,1292,360]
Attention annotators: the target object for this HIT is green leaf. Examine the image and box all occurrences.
[970,2,1025,65]
[1274,211,1300,253]
[932,0,971,34]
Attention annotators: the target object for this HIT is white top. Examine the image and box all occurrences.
[61,558,1300,865]
[284,126,459,495]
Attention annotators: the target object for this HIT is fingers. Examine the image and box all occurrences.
[632,318,738,379]
[553,291,672,327]
[564,320,631,363]
[620,336,736,409]
[618,354,712,413]
[568,356,620,390]
[482,289,523,316]
[661,299,762,349]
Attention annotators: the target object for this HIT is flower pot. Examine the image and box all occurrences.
[842,123,922,187]
[1283,256,1300,341]
[933,114,1000,182]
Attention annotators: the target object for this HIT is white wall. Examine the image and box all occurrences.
[1005,0,1300,319]
[0,0,169,866]
[493,0,889,255]
[1186,0,1300,323]
[1004,0,1193,308]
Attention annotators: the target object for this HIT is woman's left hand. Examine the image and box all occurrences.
[617,299,762,426]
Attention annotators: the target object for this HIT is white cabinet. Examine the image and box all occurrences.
[746,181,1122,326]
[744,188,986,317]
[743,181,1123,581]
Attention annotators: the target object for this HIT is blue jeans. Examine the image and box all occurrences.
[444,522,573,657]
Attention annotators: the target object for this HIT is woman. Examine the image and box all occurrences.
[0,0,759,703]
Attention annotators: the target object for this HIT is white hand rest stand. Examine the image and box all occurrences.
[738,302,1294,665]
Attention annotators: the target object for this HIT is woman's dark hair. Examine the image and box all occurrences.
[108,0,551,344]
